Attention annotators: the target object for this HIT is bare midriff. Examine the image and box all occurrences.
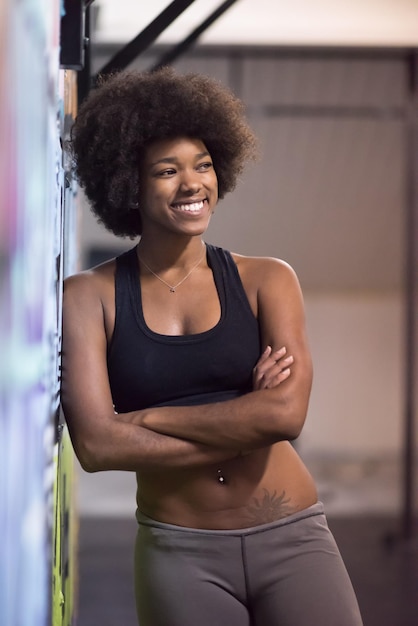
[136,440,317,530]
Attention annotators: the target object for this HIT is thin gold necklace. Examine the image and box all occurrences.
[137,244,206,293]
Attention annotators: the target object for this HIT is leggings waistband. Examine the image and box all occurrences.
[136,501,325,537]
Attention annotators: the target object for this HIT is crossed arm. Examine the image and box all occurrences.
[61,257,312,473]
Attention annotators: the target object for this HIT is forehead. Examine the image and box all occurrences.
[143,136,209,164]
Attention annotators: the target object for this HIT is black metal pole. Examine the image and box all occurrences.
[77,5,91,106]
[151,0,240,71]
[402,50,418,541]
[98,0,197,76]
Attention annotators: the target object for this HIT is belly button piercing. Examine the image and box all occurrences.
[217,469,226,485]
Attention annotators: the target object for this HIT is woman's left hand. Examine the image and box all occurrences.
[253,346,294,391]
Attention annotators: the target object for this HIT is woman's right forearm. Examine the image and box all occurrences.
[75,415,238,473]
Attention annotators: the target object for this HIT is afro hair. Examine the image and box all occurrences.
[70,67,258,237]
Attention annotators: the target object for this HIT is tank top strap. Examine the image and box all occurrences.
[205,244,255,319]
[111,246,139,350]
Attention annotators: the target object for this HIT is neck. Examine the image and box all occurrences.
[136,238,207,293]
[137,235,205,269]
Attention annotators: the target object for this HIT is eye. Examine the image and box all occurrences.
[197,161,213,172]
[156,168,176,177]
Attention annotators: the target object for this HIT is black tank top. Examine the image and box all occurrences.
[107,244,261,412]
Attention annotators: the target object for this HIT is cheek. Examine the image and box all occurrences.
[213,177,219,201]
[141,182,172,208]
[211,169,219,190]
[208,171,218,192]
[155,178,177,195]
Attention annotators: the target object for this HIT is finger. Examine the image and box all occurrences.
[260,366,292,390]
[255,345,273,368]
[252,346,272,385]
[258,354,294,382]
[271,347,288,362]
[253,346,286,381]
[256,356,293,390]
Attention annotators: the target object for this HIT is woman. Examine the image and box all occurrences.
[62,67,363,626]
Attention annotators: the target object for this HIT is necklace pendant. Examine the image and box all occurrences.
[169,287,176,293]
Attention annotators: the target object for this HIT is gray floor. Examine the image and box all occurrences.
[75,458,418,626]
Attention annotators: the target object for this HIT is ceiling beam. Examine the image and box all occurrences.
[151,0,240,71]
[97,0,197,77]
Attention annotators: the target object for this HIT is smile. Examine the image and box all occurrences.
[171,201,205,212]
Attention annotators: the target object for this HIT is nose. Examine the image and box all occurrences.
[179,169,201,193]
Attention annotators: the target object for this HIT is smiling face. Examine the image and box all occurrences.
[138,136,218,238]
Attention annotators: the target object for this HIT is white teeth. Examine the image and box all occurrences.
[173,201,204,212]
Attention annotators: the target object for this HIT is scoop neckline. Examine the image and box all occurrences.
[129,244,227,343]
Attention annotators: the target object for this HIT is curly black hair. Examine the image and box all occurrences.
[70,67,258,237]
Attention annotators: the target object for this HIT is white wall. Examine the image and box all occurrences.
[301,291,403,457]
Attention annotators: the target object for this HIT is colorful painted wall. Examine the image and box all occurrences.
[0,1,78,625]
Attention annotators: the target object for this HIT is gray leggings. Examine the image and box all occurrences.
[134,502,363,626]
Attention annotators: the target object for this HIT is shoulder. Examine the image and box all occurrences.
[64,258,116,287]
[63,259,117,310]
[231,252,300,291]
[224,251,303,318]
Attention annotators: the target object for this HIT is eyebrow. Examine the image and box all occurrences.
[149,151,211,167]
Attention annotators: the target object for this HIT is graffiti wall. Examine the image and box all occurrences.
[0,1,78,625]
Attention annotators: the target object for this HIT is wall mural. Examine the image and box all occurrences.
[0,2,77,625]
